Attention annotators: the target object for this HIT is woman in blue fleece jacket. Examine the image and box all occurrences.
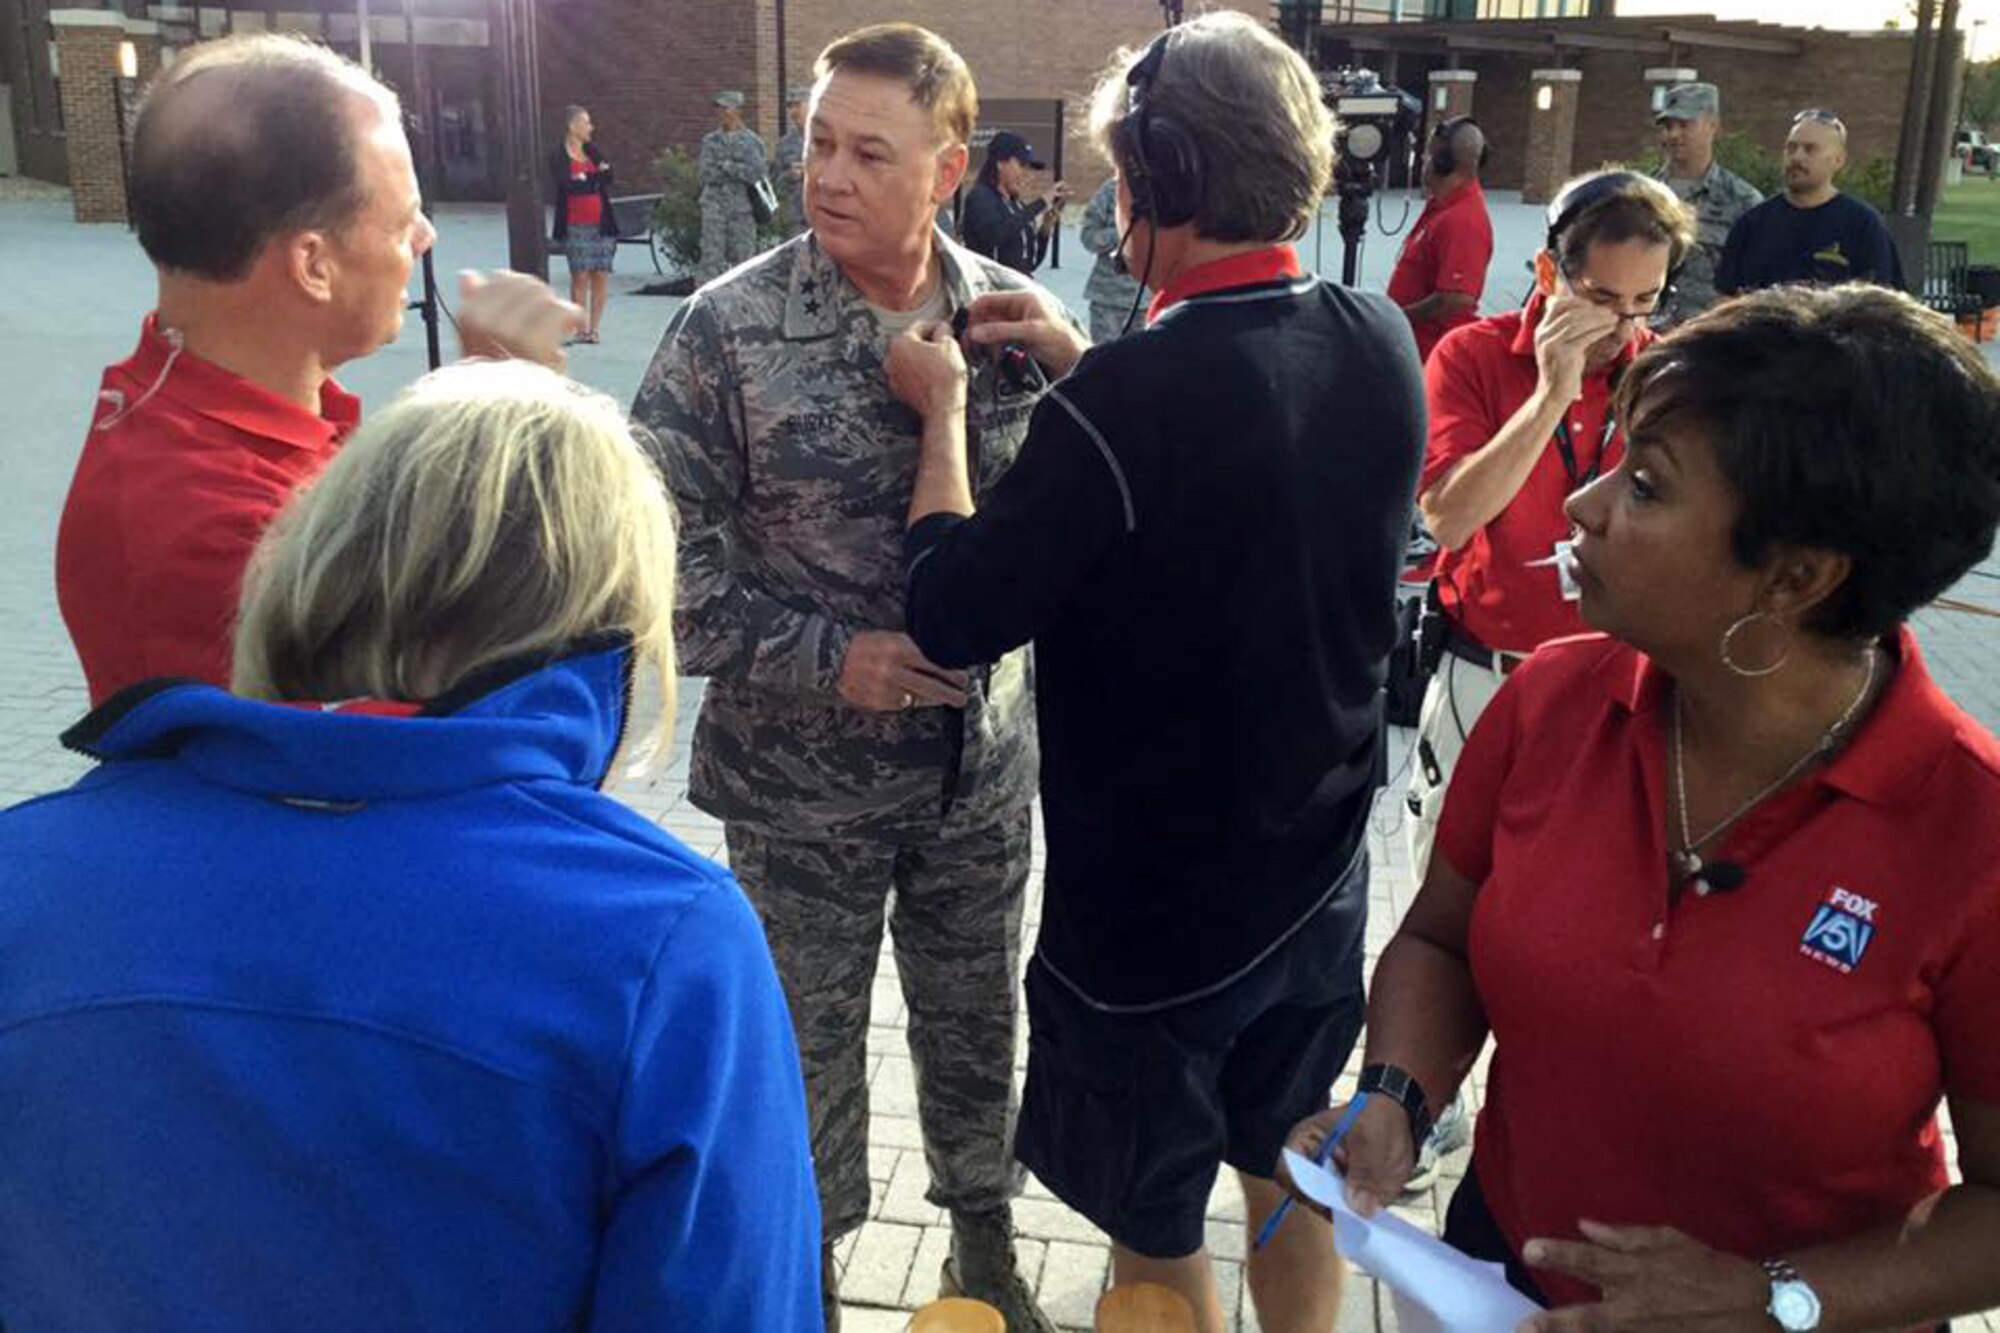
[0,362,823,1332]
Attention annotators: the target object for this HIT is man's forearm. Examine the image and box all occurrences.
[908,409,973,527]
[1403,291,1476,325]
[1420,386,1569,551]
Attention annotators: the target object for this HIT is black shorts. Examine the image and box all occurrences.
[1014,862,1367,1259]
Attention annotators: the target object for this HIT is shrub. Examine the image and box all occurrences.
[647,146,788,274]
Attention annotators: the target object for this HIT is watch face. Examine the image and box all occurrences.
[1771,1282,1821,1331]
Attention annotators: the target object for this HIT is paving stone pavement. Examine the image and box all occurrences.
[2,194,1997,1331]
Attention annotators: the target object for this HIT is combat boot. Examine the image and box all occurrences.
[938,1207,1058,1333]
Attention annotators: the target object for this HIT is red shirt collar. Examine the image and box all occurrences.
[1147,244,1304,326]
[1597,623,1963,808]
[1507,290,1650,370]
[1427,180,1486,217]
[129,313,362,451]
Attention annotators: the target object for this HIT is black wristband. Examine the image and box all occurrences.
[1358,1062,1434,1147]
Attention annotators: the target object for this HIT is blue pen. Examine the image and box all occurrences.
[1253,1091,1370,1251]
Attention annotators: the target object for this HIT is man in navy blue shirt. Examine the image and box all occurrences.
[1716,110,1903,295]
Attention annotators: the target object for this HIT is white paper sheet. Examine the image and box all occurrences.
[1280,1148,1543,1333]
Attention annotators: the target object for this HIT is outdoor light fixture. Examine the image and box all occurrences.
[117,39,137,80]
[1536,84,1554,111]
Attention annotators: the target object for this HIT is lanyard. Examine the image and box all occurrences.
[1552,407,1619,492]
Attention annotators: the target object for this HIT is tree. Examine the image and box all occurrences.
[1964,58,2000,130]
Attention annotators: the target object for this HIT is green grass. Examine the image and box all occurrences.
[1934,176,2000,266]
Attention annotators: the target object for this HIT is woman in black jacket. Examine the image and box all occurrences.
[548,106,619,344]
[959,130,1066,276]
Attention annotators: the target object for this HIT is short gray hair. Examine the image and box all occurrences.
[234,362,678,750]
[1088,12,1333,243]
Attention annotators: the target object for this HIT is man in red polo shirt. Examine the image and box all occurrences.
[57,34,573,707]
[1403,172,1693,882]
[1385,117,1494,363]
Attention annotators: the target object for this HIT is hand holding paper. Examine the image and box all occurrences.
[1281,1147,1542,1333]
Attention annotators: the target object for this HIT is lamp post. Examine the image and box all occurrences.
[496,0,546,279]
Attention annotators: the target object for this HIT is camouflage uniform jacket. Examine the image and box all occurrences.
[1080,177,1144,311]
[773,128,806,217]
[634,232,1045,843]
[1653,158,1763,324]
[699,127,769,204]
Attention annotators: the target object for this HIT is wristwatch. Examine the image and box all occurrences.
[1762,1258,1822,1331]
[1356,1063,1433,1148]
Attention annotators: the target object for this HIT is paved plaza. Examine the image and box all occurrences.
[2,190,1998,1331]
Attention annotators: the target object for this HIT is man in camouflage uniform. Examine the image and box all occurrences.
[1079,175,1145,343]
[1651,81,1762,326]
[774,86,810,238]
[697,90,768,283]
[635,23,1057,1333]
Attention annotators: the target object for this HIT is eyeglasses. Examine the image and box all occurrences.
[1793,108,1847,132]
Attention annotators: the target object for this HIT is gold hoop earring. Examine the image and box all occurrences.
[1719,610,1792,678]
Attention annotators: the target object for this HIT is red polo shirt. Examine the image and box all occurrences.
[56,315,361,705]
[1385,182,1494,363]
[1438,628,2000,1309]
[1147,244,1303,325]
[1423,296,1649,655]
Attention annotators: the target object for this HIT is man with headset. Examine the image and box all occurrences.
[1386,116,1494,363]
[884,14,1425,1330]
[1403,172,1695,885]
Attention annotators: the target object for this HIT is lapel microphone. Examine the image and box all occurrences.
[1696,862,1747,894]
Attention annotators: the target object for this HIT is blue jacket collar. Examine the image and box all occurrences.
[62,640,635,804]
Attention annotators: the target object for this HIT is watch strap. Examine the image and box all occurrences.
[1357,1062,1433,1148]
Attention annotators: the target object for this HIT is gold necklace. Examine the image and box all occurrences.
[1668,646,1880,892]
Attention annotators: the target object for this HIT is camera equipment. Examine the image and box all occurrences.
[1322,68,1421,286]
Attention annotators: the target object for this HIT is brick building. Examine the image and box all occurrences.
[0,0,1943,219]
[1312,14,1930,200]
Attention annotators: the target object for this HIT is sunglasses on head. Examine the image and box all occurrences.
[1793,108,1846,131]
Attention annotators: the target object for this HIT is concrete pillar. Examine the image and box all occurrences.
[1523,68,1582,205]
[1643,66,1697,118]
[1427,68,1477,127]
[50,9,128,223]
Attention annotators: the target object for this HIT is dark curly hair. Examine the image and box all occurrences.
[1615,284,2000,640]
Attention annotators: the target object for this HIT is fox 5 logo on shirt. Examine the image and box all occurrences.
[1800,887,1879,974]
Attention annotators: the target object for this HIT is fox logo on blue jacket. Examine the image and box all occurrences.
[1800,886,1879,974]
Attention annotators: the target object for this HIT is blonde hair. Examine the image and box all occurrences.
[816,22,978,147]
[1088,11,1333,243]
[233,361,677,750]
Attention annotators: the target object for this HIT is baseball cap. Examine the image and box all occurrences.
[713,90,745,109]
[986,130,1047,170]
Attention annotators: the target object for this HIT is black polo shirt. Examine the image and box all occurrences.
[904,254,1426,1007]
[1716,191,1904,295]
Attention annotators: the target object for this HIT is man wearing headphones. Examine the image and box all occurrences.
[885,14,1425,1330]
[1387,116,1494,363]
[1404,172,1695,885]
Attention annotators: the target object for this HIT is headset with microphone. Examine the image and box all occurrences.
[1113,30,1208,334]
[1428,115,1490,178]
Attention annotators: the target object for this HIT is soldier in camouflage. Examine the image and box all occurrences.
[774,86,810,238]
[1079,176,1146,343]
[698,90,769,283]
[635,24,1058,1333]
[1651,82,1763,326]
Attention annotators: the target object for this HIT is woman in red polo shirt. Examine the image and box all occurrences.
[1289,285,2000,1331]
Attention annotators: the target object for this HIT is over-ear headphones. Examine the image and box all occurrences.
[1543,169,1690,278]
[1123,31,1205,228]
[1429,116,1489,177]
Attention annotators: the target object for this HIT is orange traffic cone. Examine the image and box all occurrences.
[909,1296,1006,1333]
[1095,1281,1199,1332]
